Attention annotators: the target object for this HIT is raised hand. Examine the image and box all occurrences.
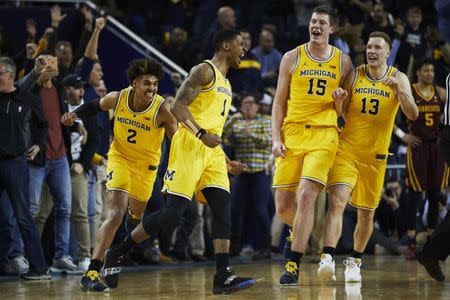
[50,5,67,27]
[95,17,106,31]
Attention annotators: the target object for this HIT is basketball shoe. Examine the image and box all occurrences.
[102,245,124,288]
[279,261,299,285]
[344,257,361,282]
[317,253,336,281]
[212,266,255,294]
[80,270,109,292]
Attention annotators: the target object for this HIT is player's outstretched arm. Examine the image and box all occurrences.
[171,63,221,148]
[61,91,119,126]
[384,72,418,121]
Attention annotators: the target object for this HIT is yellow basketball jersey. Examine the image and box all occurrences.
[283,44,343,127]
[109,86,166,165]
[340,65,399,159]
[187,60,232,136]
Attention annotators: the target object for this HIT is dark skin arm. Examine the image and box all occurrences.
[171,63,221,148]
[156,101,178,140]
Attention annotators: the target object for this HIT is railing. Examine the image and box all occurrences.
[3,0,188,77]
[385,164,406,181]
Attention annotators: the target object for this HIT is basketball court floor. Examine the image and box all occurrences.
[1,256,449,299]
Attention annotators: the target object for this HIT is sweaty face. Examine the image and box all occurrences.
[309,13,334,43]
[229,34,246,69]
[133,74,158,101]
[366,37,390,67]
[416,64,435,85]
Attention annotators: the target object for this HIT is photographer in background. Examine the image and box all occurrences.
[375,178,408,239]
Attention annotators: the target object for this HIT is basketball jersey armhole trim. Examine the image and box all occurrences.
[113,88,125,116]
[339,51,343,77]
[200,60,217,92]
[153,97,166,129]
[351,67,359,89]
[289,47,300,75]
[304,44,336,63]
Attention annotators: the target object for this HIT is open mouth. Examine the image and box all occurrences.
[312,30,321,37]
[368,56,377,62]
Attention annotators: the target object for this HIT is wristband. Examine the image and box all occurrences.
[395,128,405,139]
[196,128,207,139]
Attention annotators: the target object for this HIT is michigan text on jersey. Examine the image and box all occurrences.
[116,116,151,131]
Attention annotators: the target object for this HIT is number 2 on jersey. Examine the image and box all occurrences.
[127,129,137,144]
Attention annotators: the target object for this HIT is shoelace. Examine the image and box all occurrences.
[286,229,293,242]
[86,270,102,281]
[285,261,298,275]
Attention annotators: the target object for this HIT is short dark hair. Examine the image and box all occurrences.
[414,58,434,73]
[312,5,337,25]
[212,29,241,52]
[368,31,392,50]
[126,58,164,84]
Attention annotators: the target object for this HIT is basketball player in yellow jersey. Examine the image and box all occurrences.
[61,58,178,292]
[101,30,254,295]
[317,32,418,283]
[273,5,353,285]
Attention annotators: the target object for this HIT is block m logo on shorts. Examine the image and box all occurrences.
[165,170,176,181]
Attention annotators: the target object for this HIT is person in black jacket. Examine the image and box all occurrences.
[62,74,98,271]
[28,54,80,274]
[0,57,50,280]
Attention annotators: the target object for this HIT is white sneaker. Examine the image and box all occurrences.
[50,255,82,274]
[10,255,29,274]
[344,257,362,282]
[78,258,91,272]
[317,253,336,281]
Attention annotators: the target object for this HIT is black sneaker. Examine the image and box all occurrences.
[20,270,51,280]
[80,270,109,292]
[102,246,124,288]
[213,267,255,294]
[415,246,445,282]
[279,261,299,285]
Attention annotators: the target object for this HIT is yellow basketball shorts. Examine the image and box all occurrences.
[106,153,158,202]
[273,124,338,191]
[162,129,230,204]
[327,147,387,210]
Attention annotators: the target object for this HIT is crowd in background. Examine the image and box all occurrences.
[0,0,449,278]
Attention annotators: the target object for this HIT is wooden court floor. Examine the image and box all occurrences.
[1,256,449,299]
